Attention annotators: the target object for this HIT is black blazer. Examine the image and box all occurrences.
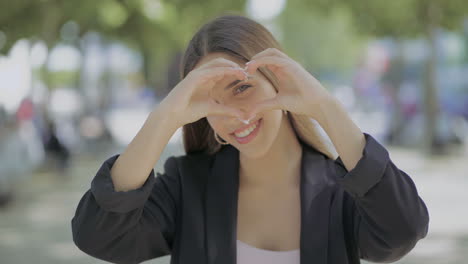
[71,132,429,264]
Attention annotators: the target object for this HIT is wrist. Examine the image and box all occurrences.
[311,95,340,126]
[151,104,182,132]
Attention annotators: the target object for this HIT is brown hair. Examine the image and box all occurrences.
[179,14,338,159]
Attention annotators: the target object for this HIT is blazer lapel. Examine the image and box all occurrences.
[205,142,333,264]
[299,143,333,264]
[205,145,239,264]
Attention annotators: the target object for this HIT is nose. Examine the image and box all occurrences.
[221,108,255,127]
[226,100,254,120]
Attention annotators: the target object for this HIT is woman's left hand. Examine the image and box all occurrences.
[243,48,333,121]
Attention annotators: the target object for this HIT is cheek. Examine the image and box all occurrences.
[252,83,277,103]
[206,116,221,130]
[207,116,229,135]
[264,108,283,131]
[263,84,278,99]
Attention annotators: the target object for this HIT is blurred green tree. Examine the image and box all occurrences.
[279,1,366,76]
[304,0,468,154]
[0,0,246,93]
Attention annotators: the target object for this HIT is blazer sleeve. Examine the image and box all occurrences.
[334,132,429,263]
[71,154,180,264]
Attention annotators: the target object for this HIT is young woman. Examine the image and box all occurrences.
[71,14,429,264]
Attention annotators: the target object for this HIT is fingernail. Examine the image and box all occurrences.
[244,61,253,71]
[242,71,248,80]
[237,117,250,124]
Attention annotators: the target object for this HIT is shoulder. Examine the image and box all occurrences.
[161,150,215,180]
[168,150,214,168]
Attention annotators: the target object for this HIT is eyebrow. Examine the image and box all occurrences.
[224,80,242,90]
[224,76,254,90]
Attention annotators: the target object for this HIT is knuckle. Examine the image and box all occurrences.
[215,58,228,63]
[218,58,236,66]
[267,48,279,56]
[191,70,204,79]
[271,48,286,58]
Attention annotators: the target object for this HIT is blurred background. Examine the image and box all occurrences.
[0,0,467,263]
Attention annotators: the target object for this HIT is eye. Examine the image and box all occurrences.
[234,84,251,95]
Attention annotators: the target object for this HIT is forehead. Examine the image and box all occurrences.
[194,52,246,69]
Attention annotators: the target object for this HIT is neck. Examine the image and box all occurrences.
[238,116,303,189]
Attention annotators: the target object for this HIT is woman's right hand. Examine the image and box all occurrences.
[158,58,248,128]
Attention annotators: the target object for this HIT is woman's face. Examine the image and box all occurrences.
[196,52,284,159]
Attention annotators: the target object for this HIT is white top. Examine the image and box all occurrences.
[236,240,300,264]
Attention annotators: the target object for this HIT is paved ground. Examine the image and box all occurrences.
[0,136,466,264]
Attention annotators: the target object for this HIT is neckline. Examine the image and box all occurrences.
[237,239,300,253]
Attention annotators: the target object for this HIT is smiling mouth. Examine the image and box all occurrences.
[230,118,262,144]
[231,118,261,135]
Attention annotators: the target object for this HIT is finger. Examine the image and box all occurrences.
[201,57,243,70]
[244,56,289,75]
[250,48,288,61]
[194,67,246,87]
[246,97,282,120]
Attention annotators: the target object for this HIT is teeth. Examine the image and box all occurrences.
[234,122,257,138]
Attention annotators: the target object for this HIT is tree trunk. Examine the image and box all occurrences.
[422,3,441,155]
[99,38,113,112]
[385,38,406,145]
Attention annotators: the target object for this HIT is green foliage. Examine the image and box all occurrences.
[345,0,419,37]
[98,0,129,29]
[279,0,367,73]
[292,0,468,39]
[340,0,468,37]
[45,70,79,90]
[0,0,247,55]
